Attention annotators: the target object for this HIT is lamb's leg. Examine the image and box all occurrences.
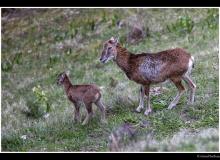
[73,102,80,123]
[168,77,185,109]
[82,102,93,125]
[95,99,107,123]
[144,85,152,116]
[136,85,145,113]
[182,74,196,104]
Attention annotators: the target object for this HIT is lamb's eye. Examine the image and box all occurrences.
[108,47,112,50]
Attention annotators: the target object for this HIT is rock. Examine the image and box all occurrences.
[108,122,137,151]
[127,25,145,44]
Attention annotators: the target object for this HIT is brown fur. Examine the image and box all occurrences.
[57,72,106,125]
[115,45,191,85]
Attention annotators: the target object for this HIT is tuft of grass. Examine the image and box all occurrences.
[149,110,184,139]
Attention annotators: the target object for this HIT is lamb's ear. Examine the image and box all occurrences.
[66,70,70,76]
[61,72,65,78]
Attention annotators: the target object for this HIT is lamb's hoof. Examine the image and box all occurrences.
[82,120,88,125]
[144,109,152,116]
[168,104,176,110]
[135,106,144,113]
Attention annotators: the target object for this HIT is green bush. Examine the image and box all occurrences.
[26,85,51,118]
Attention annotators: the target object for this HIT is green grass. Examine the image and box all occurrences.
[1,8,219,152]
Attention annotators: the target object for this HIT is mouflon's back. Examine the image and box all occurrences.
[138,48,192,83]
[69,84,101,102]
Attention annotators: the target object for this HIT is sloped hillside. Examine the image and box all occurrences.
[1,8,219,151]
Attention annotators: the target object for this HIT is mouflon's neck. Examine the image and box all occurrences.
[63,76,73,92]
[115,44,131,73]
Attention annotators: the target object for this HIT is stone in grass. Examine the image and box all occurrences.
[108,120,150,151]
[108,122,136,152]
[127,25,145,44]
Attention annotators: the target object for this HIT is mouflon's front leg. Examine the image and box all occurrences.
[73,102,81,122]
[82,102,93,125]
[136,85,145,113]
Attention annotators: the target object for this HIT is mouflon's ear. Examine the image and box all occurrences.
[109,37,119,45]
[115,37,119,44]
[110,37,115,41]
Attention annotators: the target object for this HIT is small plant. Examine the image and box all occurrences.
[47,55,60,69]
[205,9,218,30]
[111,14,119,26]
[101,10,107,23]
[152,100,167,110]
[1,60,13,72]
[123,115,139,124]
[2,53,23,72]
[26,85,51,118]
[13,52,22,65]
[87,19,95,31]
[167,16,194,36]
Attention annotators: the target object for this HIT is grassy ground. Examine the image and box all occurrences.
[1,8,219,152]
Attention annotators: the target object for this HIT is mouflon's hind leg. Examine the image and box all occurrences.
[95,99,107,123]
[73,102,81,123]
[168,77,185,110]
[182,74,196,104]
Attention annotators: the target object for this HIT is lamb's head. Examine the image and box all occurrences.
[57,72,66,85]
[100,37,119,63]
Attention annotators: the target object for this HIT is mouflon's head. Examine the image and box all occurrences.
[57,71,70,85]
[100,37,119,64]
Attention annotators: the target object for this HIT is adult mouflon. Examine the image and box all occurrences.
[100,37,196,116]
